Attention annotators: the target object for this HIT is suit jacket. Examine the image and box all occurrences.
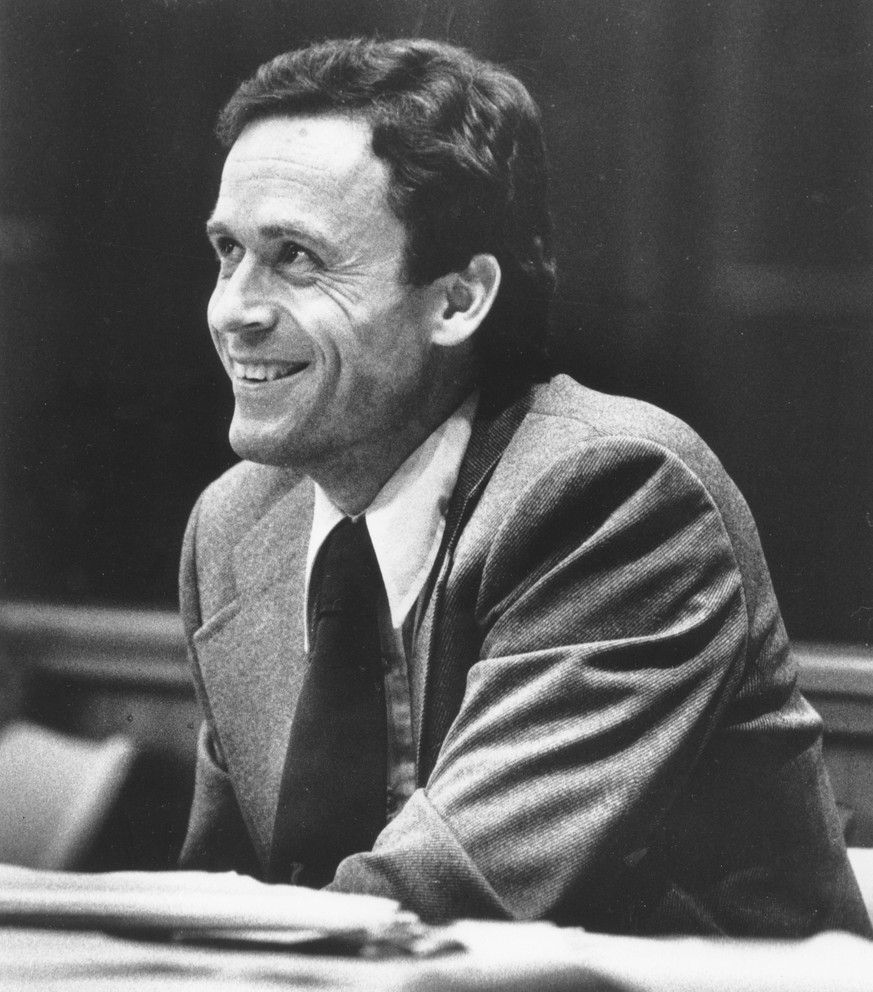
[179,375,871,936]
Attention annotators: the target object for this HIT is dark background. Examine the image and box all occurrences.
[1,0,871,645]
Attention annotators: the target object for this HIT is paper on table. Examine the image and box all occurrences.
[0,865,404,937]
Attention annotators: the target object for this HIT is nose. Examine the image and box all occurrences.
[208,257,276,337]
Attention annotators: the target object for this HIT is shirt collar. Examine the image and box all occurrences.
[307,392,478,631]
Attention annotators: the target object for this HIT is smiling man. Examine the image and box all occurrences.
[179,38,870,936]
[204,111,492,511]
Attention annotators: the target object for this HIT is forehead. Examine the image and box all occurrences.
[214,113,395,235]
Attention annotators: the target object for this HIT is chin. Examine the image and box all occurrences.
[228,420,299,468]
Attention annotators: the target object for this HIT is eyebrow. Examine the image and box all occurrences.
[205,217,329,252]
[205,218,229,239]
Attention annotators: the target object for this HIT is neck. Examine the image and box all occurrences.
[309,374,475,517]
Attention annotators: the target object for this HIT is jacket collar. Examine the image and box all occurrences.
[410,379,534,772]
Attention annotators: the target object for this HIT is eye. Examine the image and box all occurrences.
[277,241,319,271]
[216,237,239,256]
[210,235,243,265]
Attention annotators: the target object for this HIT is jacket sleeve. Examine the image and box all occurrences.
[328,438,765,922]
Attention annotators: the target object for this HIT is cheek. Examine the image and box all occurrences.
[206,287,223,342]
[372,306,432,371]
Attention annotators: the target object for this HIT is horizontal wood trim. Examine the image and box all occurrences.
[1,603,872,727]
[0,601,190,692]
[0,601,185,649]
[793,642,873,739]
[794,642,873,698]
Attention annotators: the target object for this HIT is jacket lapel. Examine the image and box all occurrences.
[411,382,534,777]
[193,479,314,866]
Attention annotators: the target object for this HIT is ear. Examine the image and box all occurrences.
[430,253,501,347]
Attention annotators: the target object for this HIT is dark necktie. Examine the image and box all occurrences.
[268,517,388,886]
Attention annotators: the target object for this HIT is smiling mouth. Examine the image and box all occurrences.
[231,360,307,383]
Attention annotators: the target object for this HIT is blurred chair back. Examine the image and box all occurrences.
[0,721,134,870]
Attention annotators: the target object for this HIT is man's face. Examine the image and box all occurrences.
[206,114,444,471]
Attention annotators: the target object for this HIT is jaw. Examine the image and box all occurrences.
[225,346,478,505]
[226,364,313,465]
[227,405,301,466]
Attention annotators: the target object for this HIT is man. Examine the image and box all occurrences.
[179,37,870,936]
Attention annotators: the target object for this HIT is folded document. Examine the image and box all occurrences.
[0,865,409,944]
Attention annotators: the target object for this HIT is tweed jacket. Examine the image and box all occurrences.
[179,375,871,936]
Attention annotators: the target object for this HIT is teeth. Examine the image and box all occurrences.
[232,361,300,382]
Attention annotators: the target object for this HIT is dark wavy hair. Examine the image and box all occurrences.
[217,37,556,384]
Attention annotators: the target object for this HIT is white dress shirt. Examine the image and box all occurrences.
[305,393,478,817]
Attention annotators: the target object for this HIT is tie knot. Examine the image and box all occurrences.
[310,517,383,629]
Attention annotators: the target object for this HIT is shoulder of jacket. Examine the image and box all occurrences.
[521,374,729,486]
[195,460,308,544]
